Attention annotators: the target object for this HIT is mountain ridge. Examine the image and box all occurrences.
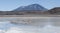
[13,4,47,11]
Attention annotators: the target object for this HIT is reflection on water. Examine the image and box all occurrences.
[0,21,39,33]
[0,17,60,33]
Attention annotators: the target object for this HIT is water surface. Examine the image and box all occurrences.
[0,17,60,33]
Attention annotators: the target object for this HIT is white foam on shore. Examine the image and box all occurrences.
[0,25,59,33]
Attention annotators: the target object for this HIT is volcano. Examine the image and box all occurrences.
[13,4,47,11]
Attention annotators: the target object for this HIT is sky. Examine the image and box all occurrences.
[0,0,60,11]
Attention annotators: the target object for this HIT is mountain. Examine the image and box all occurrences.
[48,7,60,14]
[13,4,47,11]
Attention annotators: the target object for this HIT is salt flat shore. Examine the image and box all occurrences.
[0,15,60,17]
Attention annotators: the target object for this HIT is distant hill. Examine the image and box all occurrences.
[48,7,60,15]
[13,4,47,11]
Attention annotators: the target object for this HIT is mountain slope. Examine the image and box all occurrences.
[13,4,47,11]
[48,7,60,14]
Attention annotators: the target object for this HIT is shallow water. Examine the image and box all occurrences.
[0,17,60,33]
[0,21,39,33]
[0,21,60,33]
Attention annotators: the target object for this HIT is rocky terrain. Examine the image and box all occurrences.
[48,7,60,14]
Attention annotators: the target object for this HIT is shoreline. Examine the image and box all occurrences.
[0,15,60,17]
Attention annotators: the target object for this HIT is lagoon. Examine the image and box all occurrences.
[0,17,60,33]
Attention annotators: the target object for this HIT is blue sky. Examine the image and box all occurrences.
[0,0,60,11]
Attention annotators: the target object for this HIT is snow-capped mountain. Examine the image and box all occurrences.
[13,4,47,11]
